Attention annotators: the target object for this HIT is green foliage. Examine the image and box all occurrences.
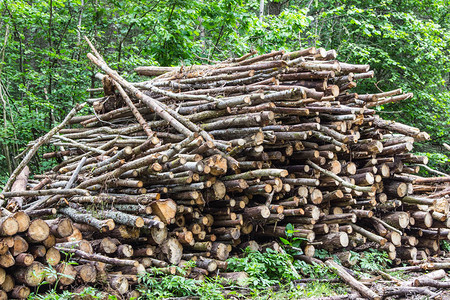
[279,223,307,255]
[351,249,392,272]
[29,287,113,300]
[415,151,450,174]
[310,0,450,149]
[226,247,300,287]
[248,282,348,299]
[314,249,333,260]
[441,240,450,252]
[27,249,395,299]
[293,260,336,279]
[137,267,224,300]
[298,282,347,298]
[387,270,411,280]
[30,252,80,298]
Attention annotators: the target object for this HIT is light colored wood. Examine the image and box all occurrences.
[326,259,381,300]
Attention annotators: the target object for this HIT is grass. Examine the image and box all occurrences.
[387,270,412,281]
[247,282,348,299]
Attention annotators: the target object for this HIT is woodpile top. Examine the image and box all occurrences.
[0,38,449,298]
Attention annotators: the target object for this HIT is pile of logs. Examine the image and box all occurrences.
[0,37,449,298]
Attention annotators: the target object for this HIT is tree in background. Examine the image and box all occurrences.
[0,0,448,182]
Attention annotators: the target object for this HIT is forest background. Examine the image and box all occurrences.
[0,0,449,183]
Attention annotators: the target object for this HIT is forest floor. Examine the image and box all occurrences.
[29,249,450,300]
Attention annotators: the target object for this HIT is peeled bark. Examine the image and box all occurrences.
[57,247,138,267]
[160,238,183,265]
[326,259,381,300]
[6,166,29,212]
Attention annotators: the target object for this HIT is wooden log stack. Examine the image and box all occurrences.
[1,40,448,297]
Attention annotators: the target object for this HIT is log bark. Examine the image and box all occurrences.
[6,166,29,212]
[60,207,114,232]
[57,247,138,267]
[383,287,437,298]
[325,259,381,300]
[308,160,373,192]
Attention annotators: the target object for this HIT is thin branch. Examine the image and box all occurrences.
[415,164,449,177]
[307,160,374,192]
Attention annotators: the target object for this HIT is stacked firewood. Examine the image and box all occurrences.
[0,200,89,299]
[0,38,449,297]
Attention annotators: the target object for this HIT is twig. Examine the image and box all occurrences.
[84,36,194,138]
[443,143,450,151]
[307,160,373,192]
[57,247,138,267]
[2,188,89,198]
[25,157,88,212]
[326,259,381,300]
[53,135,106,154]
[415,164,449,177]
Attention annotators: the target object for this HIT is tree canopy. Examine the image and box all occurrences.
[0,0,449,180]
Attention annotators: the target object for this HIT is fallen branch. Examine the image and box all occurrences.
[383,286,438,298]
[325,259,381,300]
[57,247,138,267]
[1,188,89,198]
[307,160,374,192]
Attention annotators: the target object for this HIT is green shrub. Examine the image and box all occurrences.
[415,151,450,174]
[226,248,300,287]
[351,249,392,272]
[137,268,224,300]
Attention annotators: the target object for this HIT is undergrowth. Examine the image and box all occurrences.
[226,247,300,287]
[30,237,399,299]
[248,281,348,299]
[136,263,224,300]
[350,249,392,273]
[138,273,224,300]
[441,240,450,252]
[293,260,336,279]
[29,287,112,300]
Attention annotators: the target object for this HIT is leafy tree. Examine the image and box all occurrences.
[307,0,450,164]
[0,0,449,182]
